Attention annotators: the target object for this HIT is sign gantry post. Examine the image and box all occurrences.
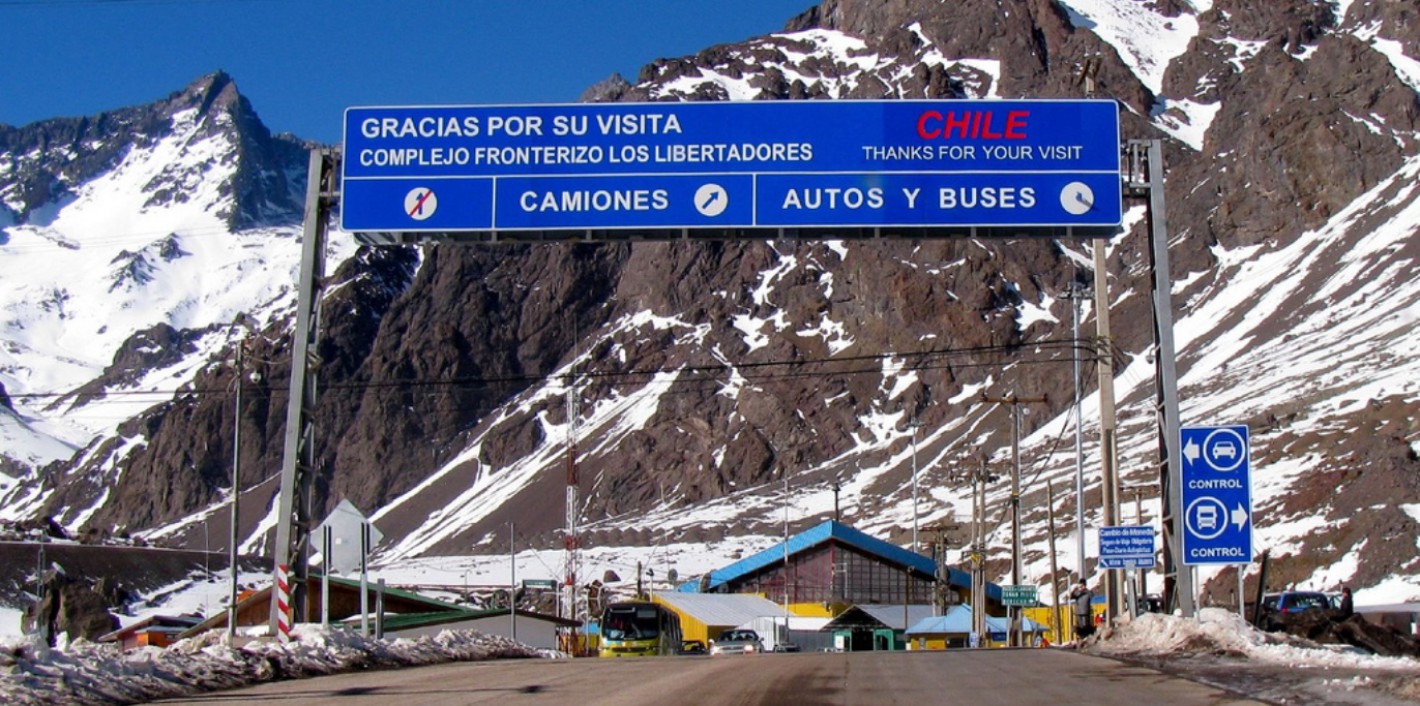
[1126,139,1192,618]
[271,148,337,635]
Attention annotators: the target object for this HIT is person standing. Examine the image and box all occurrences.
[1070,579,1095,640]
[1338,586,1354,620]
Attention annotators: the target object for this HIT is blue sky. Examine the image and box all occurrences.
[0,0,816,144]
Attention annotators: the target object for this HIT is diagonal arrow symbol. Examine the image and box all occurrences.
[409,189,433,216]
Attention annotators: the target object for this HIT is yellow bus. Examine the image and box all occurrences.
[599,601,682,657]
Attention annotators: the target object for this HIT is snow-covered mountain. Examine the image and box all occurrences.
[2,0,1418,614]
[0,73,364,531]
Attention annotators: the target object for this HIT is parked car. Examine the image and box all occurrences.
[710,629,764,656]
[1258,591,1330,630]
[677,640,707,655]
[772,642,801,653]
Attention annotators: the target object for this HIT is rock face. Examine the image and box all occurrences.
[2,0,1419,608]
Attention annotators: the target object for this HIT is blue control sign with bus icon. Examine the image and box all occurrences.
[1181,425,1253,565]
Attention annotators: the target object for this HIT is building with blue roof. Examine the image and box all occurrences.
[905,604,1047,649]
[676,520,1002,616]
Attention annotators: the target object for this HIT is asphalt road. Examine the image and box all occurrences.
[151,649,1267,706]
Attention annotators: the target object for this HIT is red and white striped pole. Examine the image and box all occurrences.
[274,564,293,644]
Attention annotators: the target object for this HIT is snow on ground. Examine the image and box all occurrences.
[1089,609,1420,704]
[0,624,552,706]
[1094,609,1416,671]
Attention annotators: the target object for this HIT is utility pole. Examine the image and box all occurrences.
[1078,49,1124,621]
[922,519,958,617]
[563,374,582,653]
[30,529,48,647]
[1094,240,1123,621]
[510,522,517,641]
[228,313,255,638]
[782,476,790,625]
[964,458,996,645]
[980,393,1047,646]
[1046,479,1062,645]
[1064,285,1089,587]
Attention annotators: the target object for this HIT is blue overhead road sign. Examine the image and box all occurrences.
[1180,425,1254,565]
[340,100,1122,232]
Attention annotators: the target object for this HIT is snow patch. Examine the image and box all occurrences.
[1354,24,1420,95]
[1016,293,1059,330]
[1057,0,1199,95]
[1152,98,1221,151]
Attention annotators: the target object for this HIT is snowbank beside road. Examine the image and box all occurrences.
[1089,608,1420,704]
[1092,608,1418,671]
[0,625,553,706]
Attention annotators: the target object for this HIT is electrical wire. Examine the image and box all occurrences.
[7,336,1092,404]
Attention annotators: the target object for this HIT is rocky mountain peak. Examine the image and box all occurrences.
[0,70,305,231]
[178,70,242,114]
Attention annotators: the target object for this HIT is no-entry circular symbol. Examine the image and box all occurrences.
[404,187,438,221]
[695,184,728,217]
[1060,182,1094,215]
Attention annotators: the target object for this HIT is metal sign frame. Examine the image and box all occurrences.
[340,99,1122,234]
[269,125,1185,632]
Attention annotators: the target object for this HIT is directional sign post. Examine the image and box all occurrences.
[1098,525,1156,570]
[1001,585,1038,607]
[1180,425,1253,565]
[314,499,383,632]
[313,499,384,574]
[341,100,1121,233]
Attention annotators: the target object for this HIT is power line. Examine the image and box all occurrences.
[7,336,1101,404]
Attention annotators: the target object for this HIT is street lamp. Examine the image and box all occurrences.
[228,312,257,637]
[907,419,924,555]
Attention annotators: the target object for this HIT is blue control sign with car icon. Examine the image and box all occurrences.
[1180,425,1253,565]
